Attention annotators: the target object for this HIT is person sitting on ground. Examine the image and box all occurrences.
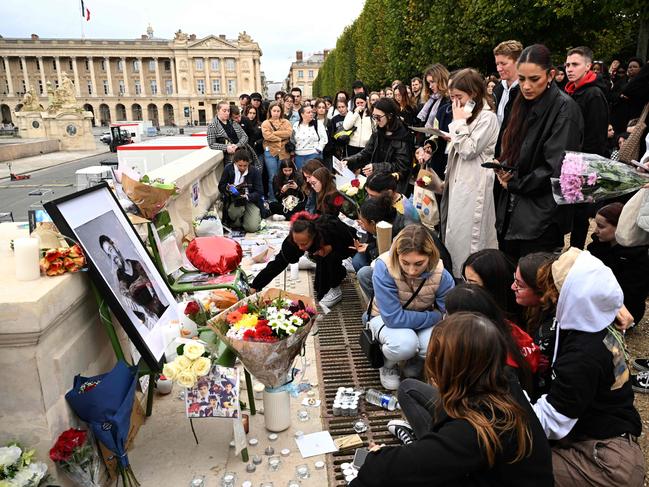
[368,224,454,390]
[532,248,644,486]
[250,212,356,309]
[299,158,324,214]
[587,202,649,325]
[217,148,263,233]
[309,167,347,217]
[351,312,554,487]
[270,159,305,220]
[462,249,521,320]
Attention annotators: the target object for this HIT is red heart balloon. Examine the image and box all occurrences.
[185,237,243,274]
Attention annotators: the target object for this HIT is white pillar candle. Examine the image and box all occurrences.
[14,237,41,281]
[290,262,300,281]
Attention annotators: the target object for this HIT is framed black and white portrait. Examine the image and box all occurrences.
[45,182,177,370]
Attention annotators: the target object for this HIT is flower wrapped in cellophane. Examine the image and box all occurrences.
[338,177,367,207]
[552,151,648,204]
[208,289,317,387]
[50,429,103,487]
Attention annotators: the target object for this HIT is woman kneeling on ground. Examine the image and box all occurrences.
[351,312,554,487]
[369,224,454,390]
[250,211,355,309]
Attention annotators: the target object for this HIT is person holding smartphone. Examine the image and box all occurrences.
[440,68,500,278]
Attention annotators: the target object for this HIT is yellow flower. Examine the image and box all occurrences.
[183,342,205,360]
[176,369,198,388]
[346,187,359,197]
[233,313,258,330]
[191,357,212,377]
[175,355,192,371]
[340,183,351,192]
[162,361,179,380]
[422,175,432,186]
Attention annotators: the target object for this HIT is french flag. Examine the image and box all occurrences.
[80,0,90,21]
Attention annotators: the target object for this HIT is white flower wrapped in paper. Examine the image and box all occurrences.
[0,445,22,468]
[339,182,351,192]
[346,187,359,197]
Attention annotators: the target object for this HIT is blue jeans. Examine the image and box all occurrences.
[357,265,374,301]
[294,152,318,171]
[264,150,281,202]
[352,252,370,272]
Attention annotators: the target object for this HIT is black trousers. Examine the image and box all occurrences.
[397,378,439,439]
[312,252,347,300]
[500,223,565,261]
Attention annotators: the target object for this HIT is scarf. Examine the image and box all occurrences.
[417,93,442,128]
[219,119,239,143]
[564,70,597,95]
[233,166,248,186]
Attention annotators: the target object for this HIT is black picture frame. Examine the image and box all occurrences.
[45,182,176,371]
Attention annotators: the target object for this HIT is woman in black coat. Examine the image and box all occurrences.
[343,98,412,194]
[587,202,649,324]
[494,44,584,259]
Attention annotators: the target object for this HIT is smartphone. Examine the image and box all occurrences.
[353,447,370,469]
[481,161,516,172]
[463,99,476,114]
[629,160,649,173]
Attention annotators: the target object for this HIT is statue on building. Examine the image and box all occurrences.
[147,23,154,39]
[46,73,81,113]
[238,31,252,43]
[174,29,188,42]
[20,89,44,112]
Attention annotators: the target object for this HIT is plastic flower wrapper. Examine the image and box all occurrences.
[0,443,48,487]
[50,429,103,487]
[551,151,649,204]
[207,289,317,388]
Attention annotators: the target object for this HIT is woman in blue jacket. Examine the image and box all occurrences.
[369,224,454,389]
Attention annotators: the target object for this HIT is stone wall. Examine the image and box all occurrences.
[0,139,59,162]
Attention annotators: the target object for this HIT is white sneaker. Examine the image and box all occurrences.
[343,257,355,273]
[319,286,343,308]
[379,364,401,390]
[387,420,415,445]
[271,214,286,221]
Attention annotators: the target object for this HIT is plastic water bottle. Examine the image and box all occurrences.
[365,389,399,411]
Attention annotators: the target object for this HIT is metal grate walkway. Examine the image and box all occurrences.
[313,277,402,486]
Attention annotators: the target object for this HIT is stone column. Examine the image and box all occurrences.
[37,56,46,97]
[235,56,242,95]
[3,56,13,96]
[220,57,226,95]
[20,56,30,92]
[154,57,161,96]
[169,58,177,95]
[255,58,262,93]
[54,57,62,86]
[121,57,129,96]
[88,56,97,97]
[204,57,210,95]
[138,57,146,96]
[71,57,81,97]
[104,57,113,96]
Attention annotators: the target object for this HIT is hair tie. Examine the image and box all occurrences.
[290,211,317,225]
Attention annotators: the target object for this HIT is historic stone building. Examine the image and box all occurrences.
[0,27,263,127]
[286,50,329,99]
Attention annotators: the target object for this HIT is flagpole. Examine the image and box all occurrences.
[79,0,86,39]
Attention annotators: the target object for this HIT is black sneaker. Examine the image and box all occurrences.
[387,420,416,445]
[631,358,649,372]
[631,372,649,394]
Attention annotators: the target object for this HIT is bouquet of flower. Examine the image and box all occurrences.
[49,429,102,487]
[184,300,209,327]
[338,177,366,206]
[39,244,85,276]
[552,151,649,204]
[208,289,317,387]
[0,443,48,487]
[162,341,212,388]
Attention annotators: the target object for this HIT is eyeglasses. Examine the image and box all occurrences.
[512,273,529,291]
[372,114,385,121]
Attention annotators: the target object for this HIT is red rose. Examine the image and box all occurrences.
[237,305,249,314]
[44,249,62,262]
[50,446,72,462]
[333,195,345,207]
[184,301,201,316]
[416,178,425,187]
[351,179,360,188]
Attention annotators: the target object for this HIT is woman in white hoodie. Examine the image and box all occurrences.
[343,93,374,156]
[292,105,328,170]
[532,248,644,487]
[440,68,500,278]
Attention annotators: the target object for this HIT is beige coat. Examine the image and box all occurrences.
[261,118,293,160]
[441,109,499,277]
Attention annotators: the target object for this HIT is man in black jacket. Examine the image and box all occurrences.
[493,40,523,158]
[564,46,610,248]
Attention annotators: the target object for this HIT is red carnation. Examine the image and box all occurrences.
[184,301,201,316]
[257,319,269,327]
[333,195,345,207]
[351,179,360,188]
[237,305,249,314]
[243,329,256,340]
[255,324,273,337]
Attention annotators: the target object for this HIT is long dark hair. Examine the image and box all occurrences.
[499,44,553,167]
[301,158,324,195]
[359,196,396,231]
[450,69,494,125]
[462,249,519,319]
[373,98,402,132]
[311,167,339,215]
[426,312,533,467]
[273,159,301,187]
[445,284,532,393]
[518,252,557,333]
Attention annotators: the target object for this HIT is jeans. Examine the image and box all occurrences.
[352,252,370,272]
[357,265,374,301]
[294,152,318,171]
[264,150,281,202]
[368,315,433,364]
[397,379,439,439]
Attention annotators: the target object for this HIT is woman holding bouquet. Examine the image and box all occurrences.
[494,44,583,259]
[270,159,305,219]
[250,212,356,309]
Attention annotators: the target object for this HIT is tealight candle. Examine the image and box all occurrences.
[14,237,40,281]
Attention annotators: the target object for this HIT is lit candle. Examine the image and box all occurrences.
[14,237,40,281]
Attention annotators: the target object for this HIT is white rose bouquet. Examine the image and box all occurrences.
[0,443,48,487]
[162,341,212,389]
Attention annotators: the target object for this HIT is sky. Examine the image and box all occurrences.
[0,0,365,82]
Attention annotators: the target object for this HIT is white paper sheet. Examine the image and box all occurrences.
[295,431,338,458]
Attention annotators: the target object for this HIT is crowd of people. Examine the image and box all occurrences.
[206,40,649,486]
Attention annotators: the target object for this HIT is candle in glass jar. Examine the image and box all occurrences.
[14,237,40,281]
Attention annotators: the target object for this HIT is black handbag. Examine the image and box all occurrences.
[358,278,427,368]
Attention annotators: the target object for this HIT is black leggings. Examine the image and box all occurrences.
[312,252,347,300]
[397,378,440,439]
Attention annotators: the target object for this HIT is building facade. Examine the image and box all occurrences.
[0,27,262,127]
[286,50,329,99]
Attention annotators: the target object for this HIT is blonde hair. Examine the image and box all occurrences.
[493,40,524,61]
[422,64,450,101]
[387,224,440,279]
